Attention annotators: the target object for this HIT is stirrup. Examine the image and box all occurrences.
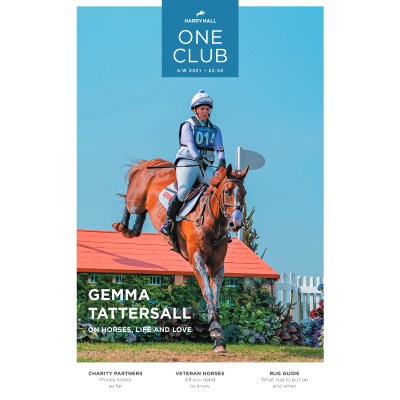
[160,219,174,235]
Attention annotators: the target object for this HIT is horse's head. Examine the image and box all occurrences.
[212,164,249,232]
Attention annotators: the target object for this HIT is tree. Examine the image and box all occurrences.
[241,202,267,258]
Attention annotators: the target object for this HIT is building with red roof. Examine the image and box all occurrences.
[77,230,279,285]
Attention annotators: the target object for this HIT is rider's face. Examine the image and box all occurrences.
[194,105,211,121]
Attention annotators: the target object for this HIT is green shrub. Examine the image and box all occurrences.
[218,280,281,342]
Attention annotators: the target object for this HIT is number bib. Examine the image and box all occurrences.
[193,126,217,150]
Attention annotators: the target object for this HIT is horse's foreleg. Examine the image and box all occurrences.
[193,252,216,323]
[210,263,224,316]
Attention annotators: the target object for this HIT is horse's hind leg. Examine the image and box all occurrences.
[113,210,147,238]
[112,207,131,233]
[130,211,147,236]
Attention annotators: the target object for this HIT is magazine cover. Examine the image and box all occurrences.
[4,0,399,398]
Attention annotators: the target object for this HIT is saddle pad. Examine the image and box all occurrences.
[158,183,207,221]
[159,184,177,209]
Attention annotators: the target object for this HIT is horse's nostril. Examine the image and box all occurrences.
[229,222,235,227]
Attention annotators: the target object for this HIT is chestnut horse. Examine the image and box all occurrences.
[113,158,248,352]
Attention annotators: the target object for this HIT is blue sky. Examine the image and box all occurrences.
[78,6,323,278]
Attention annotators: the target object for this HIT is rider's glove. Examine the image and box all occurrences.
[195,155,207,171]
[218,158,226,169]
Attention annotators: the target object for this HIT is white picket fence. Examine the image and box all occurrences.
[275,273,323,323]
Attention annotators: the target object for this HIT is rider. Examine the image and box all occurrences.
[159,89,226,236]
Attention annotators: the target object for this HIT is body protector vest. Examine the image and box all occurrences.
[174,117,218,165]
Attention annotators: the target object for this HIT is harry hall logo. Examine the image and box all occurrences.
[184,9,216,24]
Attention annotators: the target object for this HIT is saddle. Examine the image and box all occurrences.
[159,182,208,220]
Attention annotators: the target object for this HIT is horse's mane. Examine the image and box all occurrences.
[205,167,227,194]
[126,158,172,182]
[209,168,226,186]
[205,166,247,193]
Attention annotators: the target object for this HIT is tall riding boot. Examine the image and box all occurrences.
[159,194,183,235]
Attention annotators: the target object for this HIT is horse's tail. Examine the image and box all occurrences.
[125,158,172,183]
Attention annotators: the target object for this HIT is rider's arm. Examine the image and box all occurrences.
[180,122,200,159]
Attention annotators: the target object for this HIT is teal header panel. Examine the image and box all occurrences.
[162,0,239,77]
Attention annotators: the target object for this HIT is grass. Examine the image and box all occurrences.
[77,342,323,362]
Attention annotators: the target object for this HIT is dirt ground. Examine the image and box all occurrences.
[77,342,323,362]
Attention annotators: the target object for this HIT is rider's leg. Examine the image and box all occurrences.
[159,162,201,235]
[176,163,202,202]
[204,163,214,183]
[159,193,184,235]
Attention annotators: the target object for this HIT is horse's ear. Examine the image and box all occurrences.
[240,166,250,180]
[226,164,233,178]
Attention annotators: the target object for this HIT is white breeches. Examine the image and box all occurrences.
[175,160,214,201]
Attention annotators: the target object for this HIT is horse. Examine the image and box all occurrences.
[196,10,206,18]
[112,158,249,352]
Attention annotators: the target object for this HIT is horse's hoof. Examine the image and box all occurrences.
[213,345,227,353]
[212,337,226,353]
[112,222,123,232]
[123,230,140,238]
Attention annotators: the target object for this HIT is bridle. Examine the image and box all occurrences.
[212,178,244,219]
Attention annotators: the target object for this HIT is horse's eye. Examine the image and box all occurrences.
[225,189,232,196]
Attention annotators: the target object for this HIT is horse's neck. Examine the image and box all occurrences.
[203,188,227,230]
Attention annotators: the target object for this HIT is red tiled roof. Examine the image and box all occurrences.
[77,230,279,279]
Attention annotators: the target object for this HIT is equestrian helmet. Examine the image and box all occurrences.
[191,89,213,109]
